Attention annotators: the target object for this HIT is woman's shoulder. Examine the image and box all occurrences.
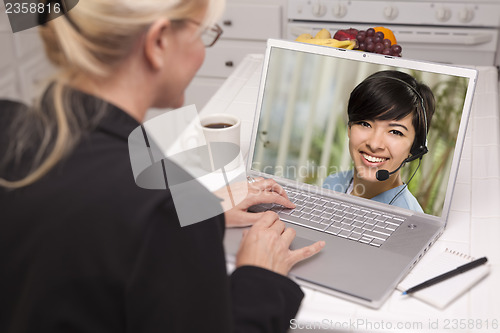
[388,186,424,213]
[323,169,353,193]
[0,99,28,109]
[0,100,29,123]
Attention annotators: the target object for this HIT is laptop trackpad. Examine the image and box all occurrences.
[290,236,316,250]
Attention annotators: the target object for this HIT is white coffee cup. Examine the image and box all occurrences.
[198,113,241,172]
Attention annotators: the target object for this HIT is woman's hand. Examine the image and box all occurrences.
[236,211,325,276]
[222,178,296,227]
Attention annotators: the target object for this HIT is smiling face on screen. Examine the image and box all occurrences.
[348,113,415,195]
[345,70,434,198]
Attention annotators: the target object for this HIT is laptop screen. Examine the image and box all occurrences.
[250,41,477,218]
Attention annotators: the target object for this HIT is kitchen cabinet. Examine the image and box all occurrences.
[0,0,286,112]
[184,0,286,111]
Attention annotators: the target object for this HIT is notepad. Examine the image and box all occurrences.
[397,248,490,309]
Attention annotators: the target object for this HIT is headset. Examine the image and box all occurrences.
[368,77,429,205]
[375,77,429,182]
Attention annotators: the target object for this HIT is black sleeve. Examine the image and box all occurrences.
[230,266,304,333]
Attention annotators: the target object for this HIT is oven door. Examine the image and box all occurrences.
[288,22,499,66]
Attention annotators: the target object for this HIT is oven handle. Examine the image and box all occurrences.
[396,32,493,46]
[289,26,493,46]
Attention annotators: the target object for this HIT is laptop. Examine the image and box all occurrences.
[223,39,477,308]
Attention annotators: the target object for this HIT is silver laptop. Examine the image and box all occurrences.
[224,39,477,308]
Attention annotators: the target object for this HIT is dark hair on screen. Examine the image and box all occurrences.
[347,70,435,156]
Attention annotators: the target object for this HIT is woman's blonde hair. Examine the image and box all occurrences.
[0,0,225,189]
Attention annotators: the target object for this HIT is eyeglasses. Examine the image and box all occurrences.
[179,19,223,48]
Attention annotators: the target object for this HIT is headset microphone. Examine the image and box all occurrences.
[374,77,430,182]
[375,146,428,181]
[375,166,400,182]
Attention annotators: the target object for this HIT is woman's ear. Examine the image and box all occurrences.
[144,18,171,71]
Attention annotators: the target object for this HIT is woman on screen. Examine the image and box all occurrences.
[323,70,435,212]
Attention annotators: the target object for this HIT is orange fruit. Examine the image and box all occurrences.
[374,26,397,45]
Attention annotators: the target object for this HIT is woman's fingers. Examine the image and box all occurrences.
[241,229,249,240]
[225,178,296,228]
[253,211,280,229]
[243,191,295,209]
[268,218,286,234]
[280,227,297,246]
[229,210,274,227]
[288,240,326,266]
[279,227,325,273]
[240,211,268,225]
[236,211,325,275]
[234,178,326,274]
[250,178,290,199]
[247,178,295,208]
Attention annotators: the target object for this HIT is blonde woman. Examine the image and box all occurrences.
[0,1,324,332]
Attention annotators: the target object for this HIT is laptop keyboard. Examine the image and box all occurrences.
[255,185,406,247]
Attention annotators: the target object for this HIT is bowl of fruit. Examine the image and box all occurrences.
[296,26,403,57]
[295,28,358,49]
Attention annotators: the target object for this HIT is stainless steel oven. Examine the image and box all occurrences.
[287,0,500,66]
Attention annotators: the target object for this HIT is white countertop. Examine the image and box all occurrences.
[201,54,500,332]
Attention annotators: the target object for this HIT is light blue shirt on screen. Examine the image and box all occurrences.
[322,169,424,213]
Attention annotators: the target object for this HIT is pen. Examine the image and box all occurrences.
[402,256,488,295]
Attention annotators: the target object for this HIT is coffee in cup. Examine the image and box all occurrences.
[203,122,234,129]
[198,113,242,171]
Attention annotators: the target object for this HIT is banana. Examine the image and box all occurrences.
[314,28,331,39]
[299,38,357,50]
[345,40,357,50]
[295,28,357,50]
[296,33,313,42]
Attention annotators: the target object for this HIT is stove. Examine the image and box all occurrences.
[287,0,500,66]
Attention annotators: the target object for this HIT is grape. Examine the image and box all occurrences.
[356,32,366,43]
[355,28,401,57]
[390,44,402,56]
[374,43,384,54]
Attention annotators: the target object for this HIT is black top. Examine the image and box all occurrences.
[0,93,304,333]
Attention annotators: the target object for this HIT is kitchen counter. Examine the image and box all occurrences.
[201,54,500,332]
